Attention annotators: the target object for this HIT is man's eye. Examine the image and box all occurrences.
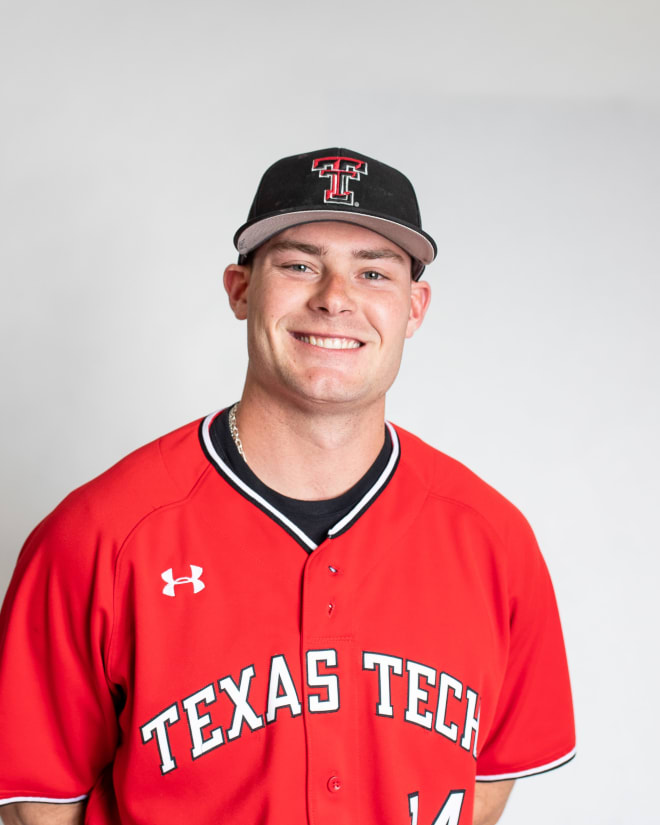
[287,263,312,273]
[362,270,385,280]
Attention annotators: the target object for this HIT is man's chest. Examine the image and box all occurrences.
[109,492,509,774]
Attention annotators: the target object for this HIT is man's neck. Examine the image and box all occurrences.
[233,389,387,501]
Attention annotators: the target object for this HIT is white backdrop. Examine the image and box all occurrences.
[1,2,658,823]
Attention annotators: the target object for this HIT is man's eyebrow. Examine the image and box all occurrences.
[267,240,406,264]
[268,240,327,256]
[353,248,407,264]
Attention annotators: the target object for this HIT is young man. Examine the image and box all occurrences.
[0,148,575,825]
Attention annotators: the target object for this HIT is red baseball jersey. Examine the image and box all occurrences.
[0,412,575,824]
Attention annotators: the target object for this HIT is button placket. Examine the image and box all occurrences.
[327,564,339,617]
[301,546,355,824]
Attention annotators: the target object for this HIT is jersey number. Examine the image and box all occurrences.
[408,790,465,825]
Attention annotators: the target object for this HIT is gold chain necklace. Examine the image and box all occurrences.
[228,403,247,462]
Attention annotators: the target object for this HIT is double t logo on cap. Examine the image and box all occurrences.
[311,156,368,207]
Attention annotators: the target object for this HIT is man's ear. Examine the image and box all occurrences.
[405,280,432,339]
[223,263,251,320]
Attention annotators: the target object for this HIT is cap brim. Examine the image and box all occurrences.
[235,210,436,275]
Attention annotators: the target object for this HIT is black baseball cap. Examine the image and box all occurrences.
[233,147,437,280]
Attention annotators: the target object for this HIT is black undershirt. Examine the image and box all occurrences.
[209,407,393,545]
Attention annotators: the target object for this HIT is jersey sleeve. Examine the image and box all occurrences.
[475,511,576,781]
[0,496,120,805]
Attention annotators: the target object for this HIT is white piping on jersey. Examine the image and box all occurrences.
[0,794,88,805]
[201,413,318,551]
[475,745,576,782]
[201,412,400,550]
[327,421,400,537]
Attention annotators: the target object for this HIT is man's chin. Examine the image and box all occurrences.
[282,380,375,412]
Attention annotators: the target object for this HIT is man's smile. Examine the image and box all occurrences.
[290,332,364,350]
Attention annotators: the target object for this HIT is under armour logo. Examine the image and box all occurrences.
[161,565,205,597]
[311,156,368,206]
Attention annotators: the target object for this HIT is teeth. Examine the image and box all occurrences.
[296,334,361,350]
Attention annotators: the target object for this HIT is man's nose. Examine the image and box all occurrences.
[309,271,356,315]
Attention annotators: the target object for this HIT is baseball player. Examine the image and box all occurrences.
[0,148,575,825]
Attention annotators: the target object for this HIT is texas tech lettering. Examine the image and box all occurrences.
[311,156,368,205]
[140,649,480,775]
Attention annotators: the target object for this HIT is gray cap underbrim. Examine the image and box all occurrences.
[235,210,436,274]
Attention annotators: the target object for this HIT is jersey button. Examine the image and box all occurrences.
[327,775,343,793]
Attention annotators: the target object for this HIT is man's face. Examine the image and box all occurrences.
[224,221,431,414]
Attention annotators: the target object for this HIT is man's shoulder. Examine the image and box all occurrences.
[393,423,535,548]
[32,416,211,550]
